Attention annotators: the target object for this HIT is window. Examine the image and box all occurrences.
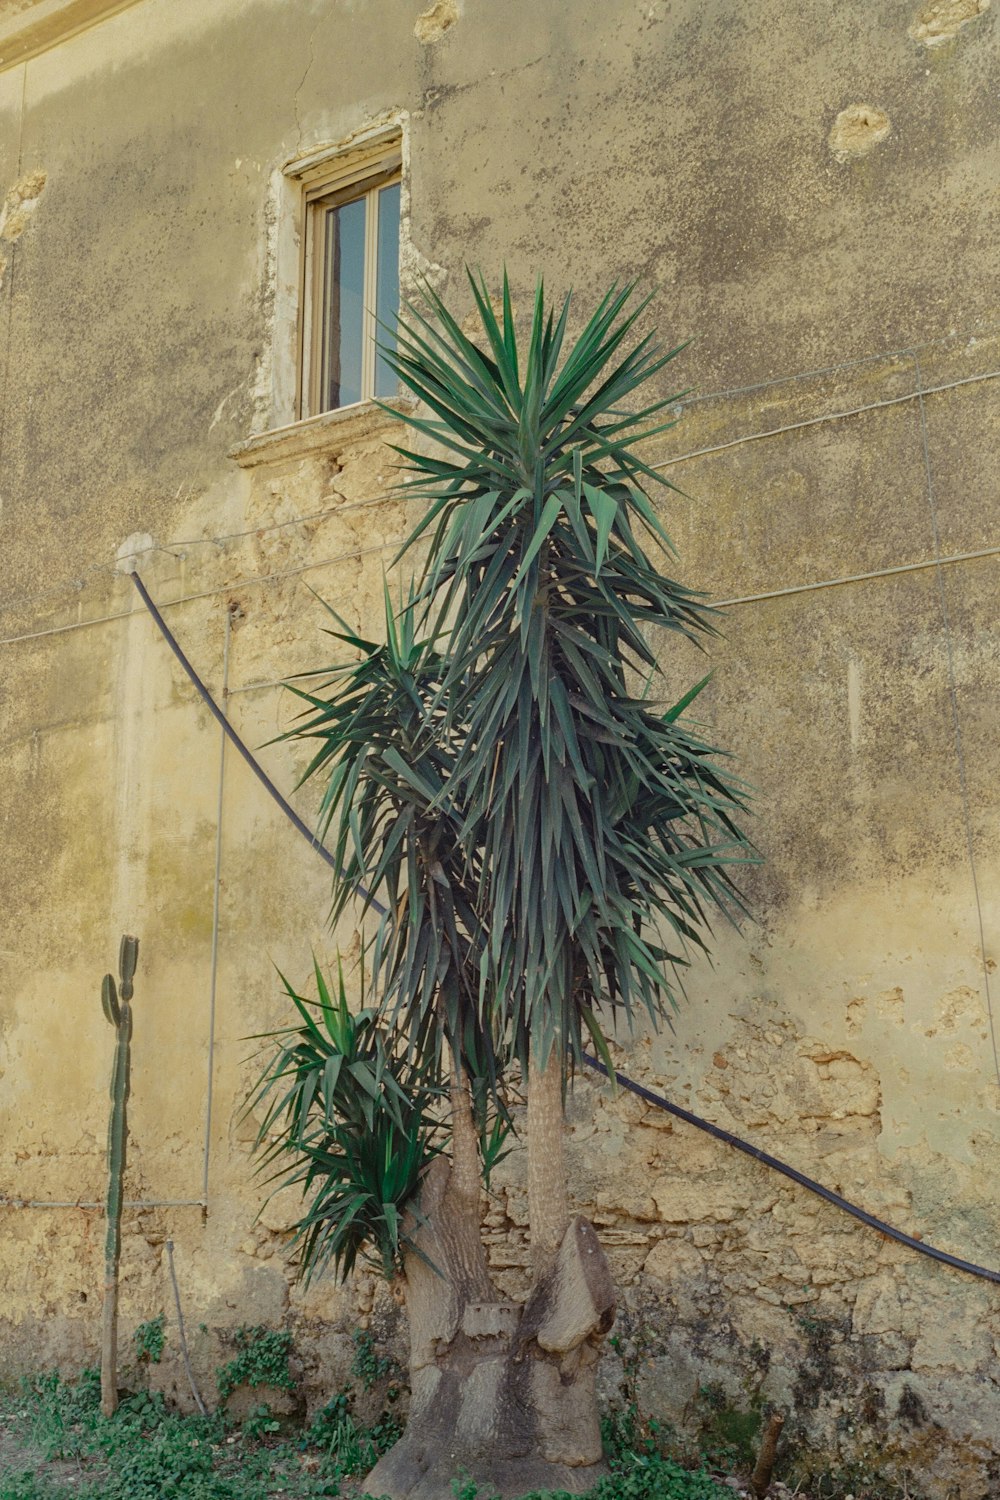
[299,137,401,417]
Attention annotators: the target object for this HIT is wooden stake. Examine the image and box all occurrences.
[750,1409,784,1499]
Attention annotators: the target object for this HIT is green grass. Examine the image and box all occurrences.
[0,1366,387,1500]
[499,1455,731,1500]
[0,1366,733,1500]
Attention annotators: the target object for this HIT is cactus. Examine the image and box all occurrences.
[100,934,138,1419]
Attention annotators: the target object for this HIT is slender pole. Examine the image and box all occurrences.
[166,1239,207,1417]
[202,605,230,1204]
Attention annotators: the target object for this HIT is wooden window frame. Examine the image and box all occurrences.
[297,137,402,420]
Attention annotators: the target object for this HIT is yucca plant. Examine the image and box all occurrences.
[245,959,444,1282]
[285,589,501,1091]
[265,273,752,1497]
[381,274,752,1267]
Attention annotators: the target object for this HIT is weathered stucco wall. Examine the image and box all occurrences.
[1,1,998,1494]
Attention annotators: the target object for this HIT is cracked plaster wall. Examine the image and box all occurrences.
[0,0,999,1493]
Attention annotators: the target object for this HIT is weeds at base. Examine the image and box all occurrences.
[0,1363,734,1500]
[0,1363,924,1500]
[0,1363,397,1500]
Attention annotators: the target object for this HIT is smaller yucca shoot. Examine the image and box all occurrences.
[245,957,446,1284]
[100,934,138,1419]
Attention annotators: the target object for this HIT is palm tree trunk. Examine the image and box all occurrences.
[364,1049,614,1499]
[449,1061,482,1206]
[445,1059,496,1300]
[526,1044,569,1271]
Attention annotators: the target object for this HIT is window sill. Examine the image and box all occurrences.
[0,0,142,74]
[229,397,416,470]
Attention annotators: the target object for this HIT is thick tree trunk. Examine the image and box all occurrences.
[527,1047,569,1272]
[365,1058,615,1500]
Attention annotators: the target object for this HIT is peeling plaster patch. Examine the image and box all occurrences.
[877,986,906,1025]
[909,0,991,46]
[414,0,458,44]
[828,105,891,162]
[923,986,981,1037]
[846,998,865,1036]
[0,169,47,243]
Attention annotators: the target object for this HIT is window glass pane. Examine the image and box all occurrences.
[321,195,366,410]
[374,182,400,399]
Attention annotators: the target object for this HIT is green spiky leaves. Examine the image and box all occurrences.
[272,274,754,1283]
[281,586,503,1093]
[377,272,753,1072]
[244,959,444,1283]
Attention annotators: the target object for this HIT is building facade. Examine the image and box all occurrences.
[1,1,999,1492]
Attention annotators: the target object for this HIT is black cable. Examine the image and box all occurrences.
[130,569,1000,1287]
[581,1053,1000,1286]
[128,570,387,914]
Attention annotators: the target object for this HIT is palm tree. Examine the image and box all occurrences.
[256,275,753,1499]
